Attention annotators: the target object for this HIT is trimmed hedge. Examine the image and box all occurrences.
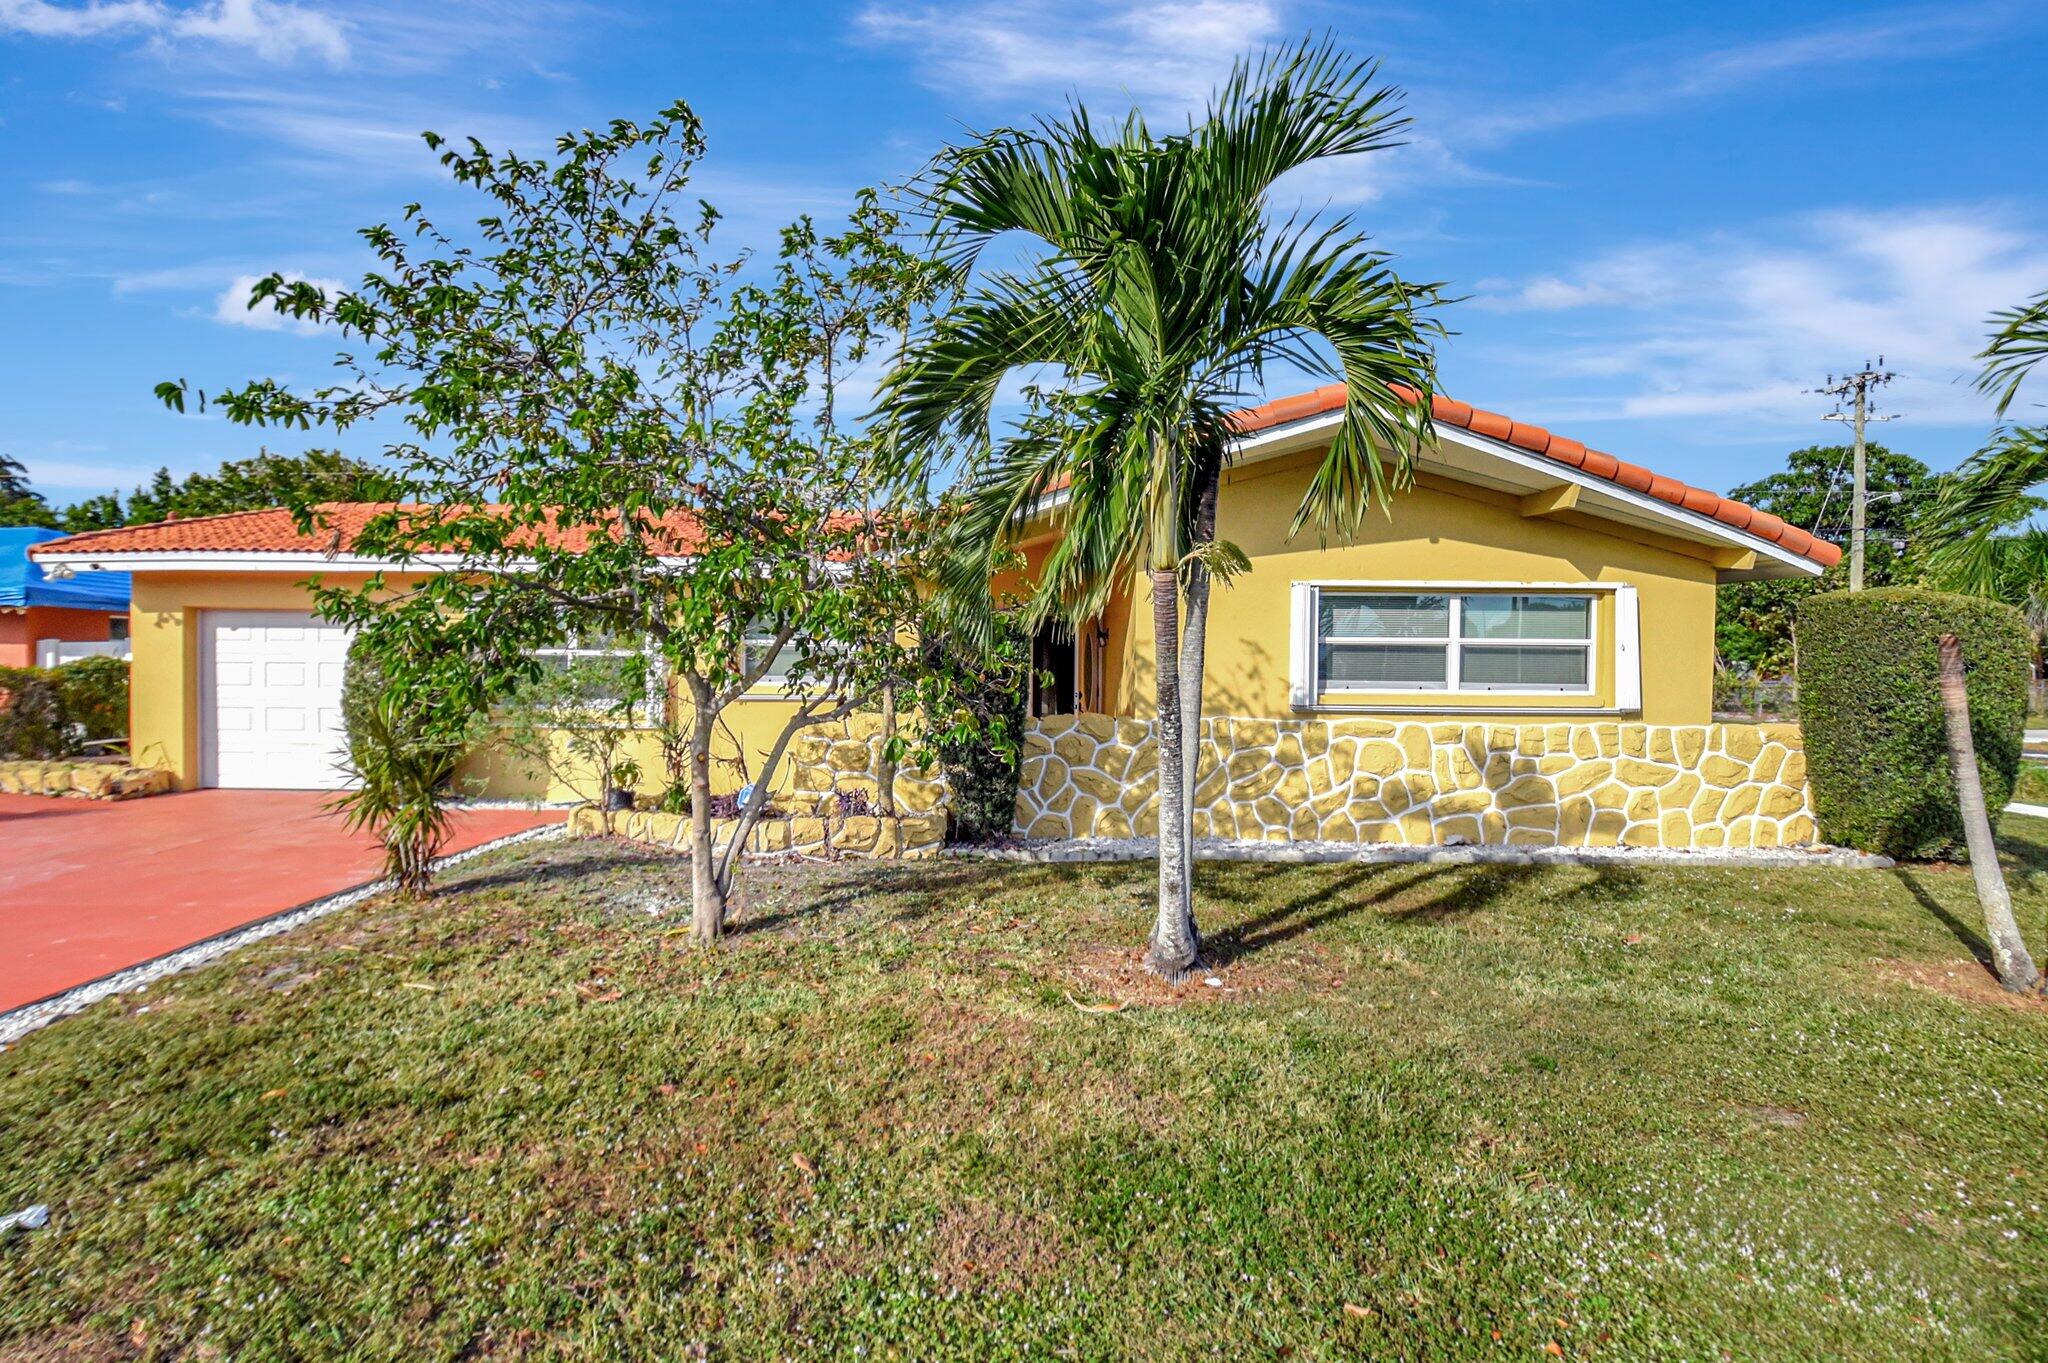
[1796,587,2030,859]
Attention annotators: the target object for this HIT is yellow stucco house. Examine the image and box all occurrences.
[32,385,1838,849]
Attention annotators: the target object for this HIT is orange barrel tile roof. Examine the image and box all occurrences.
[1229,383,1841,568]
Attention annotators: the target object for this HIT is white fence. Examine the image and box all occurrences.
[36,637,131,667]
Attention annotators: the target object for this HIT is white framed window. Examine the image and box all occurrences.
[530,631,664,713]
[741,618,796,693]
[1311,590,1596,695]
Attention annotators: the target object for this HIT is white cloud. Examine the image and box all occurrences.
[1452,3,2023,144]
[0,0,349,64]
[1466,206,2048,433]
[856,0,1286,114]
[210,270,344,332]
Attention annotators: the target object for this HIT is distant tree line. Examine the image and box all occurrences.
[0,449,388,533]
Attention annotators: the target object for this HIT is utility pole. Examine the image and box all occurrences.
[1818,361,1897,591]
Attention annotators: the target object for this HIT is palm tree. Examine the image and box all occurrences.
[879,40,1442,980]
[1926,290,2048,595]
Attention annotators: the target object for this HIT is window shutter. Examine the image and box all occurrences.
[1613,585,1642,712]
[1289,582,1316,709]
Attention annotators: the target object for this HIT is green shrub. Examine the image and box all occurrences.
[336,642,480,895]
[54,655,128,746]
[0,666,68,758]
[0,657,128,758]
[924,619,1029,844]
[1796,587,2031,859]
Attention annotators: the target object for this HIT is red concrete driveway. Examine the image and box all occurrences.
[1,790,562,1013]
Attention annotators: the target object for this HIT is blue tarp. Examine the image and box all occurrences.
[0,527,131,611]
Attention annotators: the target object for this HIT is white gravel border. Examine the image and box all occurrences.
[951,835,1893,870]
[0,824,566,1047]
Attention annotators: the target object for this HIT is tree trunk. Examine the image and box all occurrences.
[1145,567,1199,980]
[1178,450,1221,923]
[685,681,726,947]
[1937,633,2040,993]
[877,682,899,817]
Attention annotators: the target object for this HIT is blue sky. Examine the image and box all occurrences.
[2,0,2045,508]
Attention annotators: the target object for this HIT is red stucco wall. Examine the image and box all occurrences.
[0,606,121,668]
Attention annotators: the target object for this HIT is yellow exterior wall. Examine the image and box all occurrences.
[127,570,824,801]
[1104,453,1721,726]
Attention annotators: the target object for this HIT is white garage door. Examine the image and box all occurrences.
[203,611,355,789]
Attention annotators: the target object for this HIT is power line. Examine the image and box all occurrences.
[1813,361,1900,591]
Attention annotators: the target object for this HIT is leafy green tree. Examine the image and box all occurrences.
[0,455,58,529]
[1715,443,1931,675]
[2,449,387,532]
[880,41,1442,980]
[161,105,991,936]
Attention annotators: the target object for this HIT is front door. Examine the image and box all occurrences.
[1030,622,1078,717]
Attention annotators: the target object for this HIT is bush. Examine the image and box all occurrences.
[55,655,128,746]
[336,642,479,895]
[0,666,68,758]
[1797,587,2031,859]
[924,619,1029,844]
[0,657,128,758]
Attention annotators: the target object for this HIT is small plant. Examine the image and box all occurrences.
[497,653,650,809]
[834,786,878,819]
[335,641,482,896]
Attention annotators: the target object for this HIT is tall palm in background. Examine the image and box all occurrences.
[1927,290,2048,613]
[880,40,1441,979]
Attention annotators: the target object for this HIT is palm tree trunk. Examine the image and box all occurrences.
[1147,567,1199,980]
[1177,449,1222,923]
[1937,633,2040,992]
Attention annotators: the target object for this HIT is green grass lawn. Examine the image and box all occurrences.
[5,828,2048,1362]
[2013,761,2048,805]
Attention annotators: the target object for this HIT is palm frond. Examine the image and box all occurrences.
[1979,289,2048,418]
[1923,425,2048,595]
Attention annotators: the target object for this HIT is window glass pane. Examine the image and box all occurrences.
[1321,642,1447,688]
[1320,593,1449,639]
[1461,594,1590,640]
[744,638,790,685]
[1460,645,1588,688]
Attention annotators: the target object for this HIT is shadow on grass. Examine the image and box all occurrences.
[441,843,677,898]
[731,861,1082,937]
[1199,861,1651,966]
[1890,868,1997,970]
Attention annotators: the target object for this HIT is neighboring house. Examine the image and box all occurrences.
[0,526,131,669]
[29,386,1840,848]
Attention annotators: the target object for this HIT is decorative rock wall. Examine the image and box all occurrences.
[1014,714,1816,850]
[568,804,946,859]
[784,715,948,815]
[0,759,174,801]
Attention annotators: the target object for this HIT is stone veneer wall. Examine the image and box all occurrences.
[784,714,948,815]
[568,804,946,858]
[1014,714,1816,850]
[0,759,174,800]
